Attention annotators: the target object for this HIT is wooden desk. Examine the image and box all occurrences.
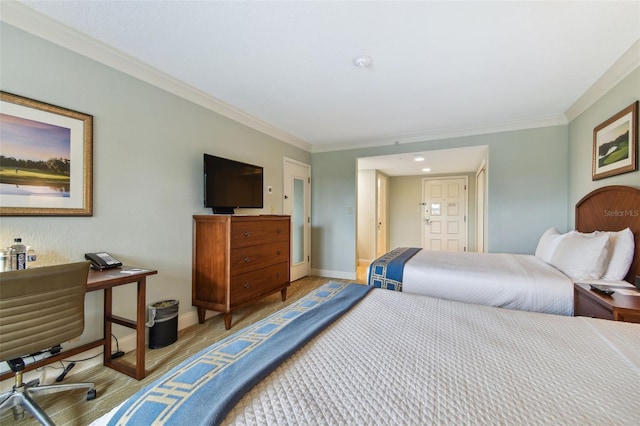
[0,266,157,382]
[87,267,157,380]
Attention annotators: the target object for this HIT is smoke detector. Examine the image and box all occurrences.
[353,55,373,68]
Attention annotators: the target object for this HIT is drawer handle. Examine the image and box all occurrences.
[244,257,250,263]
[276,229,281,234]
[276,250,281,255]
[244,231,251,237]
[276,272,281,278]
[244,283,250,289]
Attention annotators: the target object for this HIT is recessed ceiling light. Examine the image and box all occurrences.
[422,168,431,172]
[353,55,373,68]
[414,155,425,162]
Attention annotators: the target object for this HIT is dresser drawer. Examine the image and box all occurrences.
[230,262,289,306]
[231,220,289,248]
[230,241,289,274]
[616,311,640,323]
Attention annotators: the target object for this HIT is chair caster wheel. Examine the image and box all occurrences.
[87,388,97,401]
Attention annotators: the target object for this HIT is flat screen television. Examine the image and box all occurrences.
[203,154,264,214]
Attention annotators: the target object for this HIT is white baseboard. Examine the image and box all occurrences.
[311,269,356,280]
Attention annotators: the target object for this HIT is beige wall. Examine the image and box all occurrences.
[356,169,376,264]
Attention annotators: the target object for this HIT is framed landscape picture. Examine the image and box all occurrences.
[0,92,93,216]
[592,101,638,181]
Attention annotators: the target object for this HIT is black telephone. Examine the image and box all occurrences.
[85,252,123,271]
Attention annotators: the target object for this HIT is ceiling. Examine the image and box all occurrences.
[7,1,640,158]
[358,145,487,176]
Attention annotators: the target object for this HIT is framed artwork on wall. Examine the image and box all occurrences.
[592,100,638,181]
[0,91,93,216]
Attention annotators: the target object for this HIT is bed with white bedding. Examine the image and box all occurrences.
[402,250,574,315]
[368,185,640,315]
[93,281,639,425]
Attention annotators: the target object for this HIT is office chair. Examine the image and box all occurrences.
[0,261,96,426]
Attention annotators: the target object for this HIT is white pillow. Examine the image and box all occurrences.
[535,228,565,263]
[602,228,635,280]
[550,232,610,280]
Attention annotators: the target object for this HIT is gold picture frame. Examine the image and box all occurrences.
[592,101,638,181]
[0,92,93,216]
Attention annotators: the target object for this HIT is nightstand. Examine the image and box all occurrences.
[574,283,640,323]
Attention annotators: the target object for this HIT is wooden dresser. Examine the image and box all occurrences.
[192,215,290,329]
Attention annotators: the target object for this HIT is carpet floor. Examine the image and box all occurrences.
[1,275,352,426]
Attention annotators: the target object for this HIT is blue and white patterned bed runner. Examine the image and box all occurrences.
[367,247,421,291]
[107,282,371,426]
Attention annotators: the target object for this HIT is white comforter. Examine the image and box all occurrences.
[224,288,639,425]
[402,250,574,315]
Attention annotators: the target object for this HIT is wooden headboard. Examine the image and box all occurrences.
[575,185,640,284]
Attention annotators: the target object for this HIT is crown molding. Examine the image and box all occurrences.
[565,39,640,122]
[0,1,313,152]
[311,114,567,153]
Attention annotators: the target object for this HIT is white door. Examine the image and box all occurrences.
[376,173,388,257]
[422,177,468,251]
[283,158,311,281]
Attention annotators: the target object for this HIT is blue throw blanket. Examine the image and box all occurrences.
[367,247,421,291]
[107,282,371,426]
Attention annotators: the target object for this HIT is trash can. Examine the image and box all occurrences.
[147,299,179,349]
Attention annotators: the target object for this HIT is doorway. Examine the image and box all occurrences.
[283,158,311,281]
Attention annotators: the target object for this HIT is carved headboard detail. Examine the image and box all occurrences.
[575,185,640,284]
